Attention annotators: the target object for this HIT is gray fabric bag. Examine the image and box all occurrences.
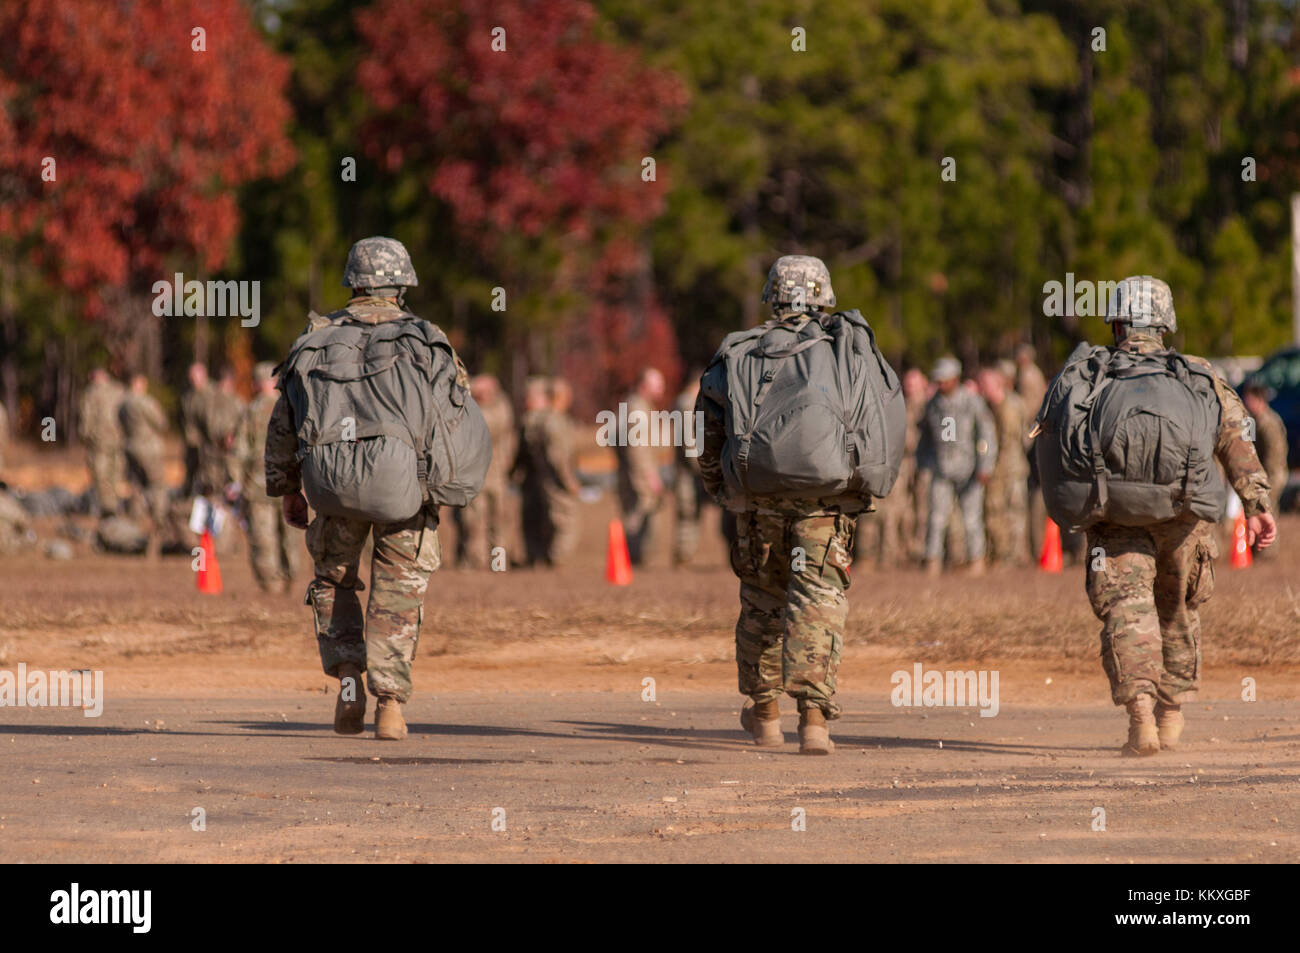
[281,308,491,523]
[1035,343,1226,529]
[702,309,905,503]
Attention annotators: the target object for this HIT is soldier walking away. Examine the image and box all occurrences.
[454,375,516,569]
[80,368,126,518]
[1241,382,1289,521]
[616,368,666,565]
[266,237,490,741]
[977,365,1030,566]
[1033,276,1276,756]
[697,255,906,754]
[181,363,212,497]
[232,363,298,592]
[917,357,997,575]
[119,374,171,559]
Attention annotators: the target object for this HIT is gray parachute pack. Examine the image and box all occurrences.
[1034,342,1226,530]
[279,306,491,523]
[701,309,906,504]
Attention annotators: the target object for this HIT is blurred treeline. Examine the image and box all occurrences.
[2,0,1300,439]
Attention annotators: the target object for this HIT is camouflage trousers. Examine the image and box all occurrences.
[730,509,855,718]
[1085,516,1217,707]
[304,508,441,703]
[984,474,1029,566]
[620,494,656,566]
[520,483,578,567]
[926,475,985,563]
[244,498,299,591]
[673,470,704,566]
[456,479,514,569]
[86,448,122,517]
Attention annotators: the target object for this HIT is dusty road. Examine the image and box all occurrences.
[1,502,1298,862]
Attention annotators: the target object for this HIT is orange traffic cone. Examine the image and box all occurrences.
[1231,512,1252,569]
[196,529,223,594]
[1039,518,1063,573]
[606,519,633,586]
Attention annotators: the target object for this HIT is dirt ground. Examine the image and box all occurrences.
[1,485,1298,863]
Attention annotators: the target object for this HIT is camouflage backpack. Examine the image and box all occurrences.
[1034,343,1226,530]
[280,306,491,523]
[701,309,906,504]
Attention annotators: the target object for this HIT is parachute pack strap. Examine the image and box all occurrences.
[736,367,779,472]
[1084,363,1110,518]
[311,351,408,382]
[754,333,830,359]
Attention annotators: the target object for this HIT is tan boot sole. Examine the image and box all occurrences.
[375,704,407,741]
[1157,712,1184,750]
[740,703,783,747]
[798,724,834,755]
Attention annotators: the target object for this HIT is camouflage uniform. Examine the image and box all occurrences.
[180,383,211,496]
[455,389,516,568]
[233,381,298,591]
[79,376,125,516]
[1083,332,1272,707]
[917,387,997,564]
[672,385,707,566]
[984,390,1030,565]
[200,387,243,497]
[119,387,170,539]
[1018,358,1049,559]
[615,392,662,565]
[515,406,579,566]
[265,296,460,702]
[1250,403,1288,514]
[698,308,869,719]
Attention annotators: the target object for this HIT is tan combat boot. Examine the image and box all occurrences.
[1155,702,1184,750]
[740,698,783,747]
[375,696,407,741]
[798,707,833,755]
[333,663,366,735]
[1121,695,1160,757]
[925,558,942,578]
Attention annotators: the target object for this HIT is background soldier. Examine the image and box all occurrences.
[267,236,462,741]
[1241,382,1289,519]
[79,368,125,518]
[455,374,515,569]
[180,363,212,496]
[119,374,170,558]
[616,367,665,566]
[1074,277,1276,755]
[1017,343,1050,560]
[917,357,997,575]
[200,366,243,499]
[233,362,298,592]
[547,377,581,565]
[514,377,579,566]
[698,255,883,755]
[977,365,1030,566]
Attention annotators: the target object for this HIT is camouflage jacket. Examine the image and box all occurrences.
[264,296,469,498]
[989,390,1030,481]
[119,391,168,460]
[79,378,124,451]
[1120,333,1272,517]
[515,408,578,496]
[481,394,517,487]
[232,392,277,502]
[1252,403,1289,504]
[917,387,998,483]
[181,385,212,450]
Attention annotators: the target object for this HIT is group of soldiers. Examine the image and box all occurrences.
[76,361,298,589]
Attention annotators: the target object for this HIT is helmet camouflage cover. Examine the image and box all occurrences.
[1104,275,1176,335]
[342,236,419,289]
[761,255,836,311]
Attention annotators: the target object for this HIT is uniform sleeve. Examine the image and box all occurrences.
[264,393,301,497]
[695,372,727,500]
[1210,373,1272,516]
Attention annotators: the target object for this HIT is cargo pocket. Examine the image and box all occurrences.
[819,514,855,591]
[1186,538,1216,609]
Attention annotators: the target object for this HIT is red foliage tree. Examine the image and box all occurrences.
[356,0,687,409]
[0,0,295,316]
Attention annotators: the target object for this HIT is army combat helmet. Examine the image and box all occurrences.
[342,236,419,290]
[761,255,835,313]
[1103,275,1177,335]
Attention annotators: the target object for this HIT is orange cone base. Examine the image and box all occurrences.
[606,520,633,586]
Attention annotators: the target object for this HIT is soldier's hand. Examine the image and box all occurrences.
[282,491,310,530]
[1247,512,1277,550]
